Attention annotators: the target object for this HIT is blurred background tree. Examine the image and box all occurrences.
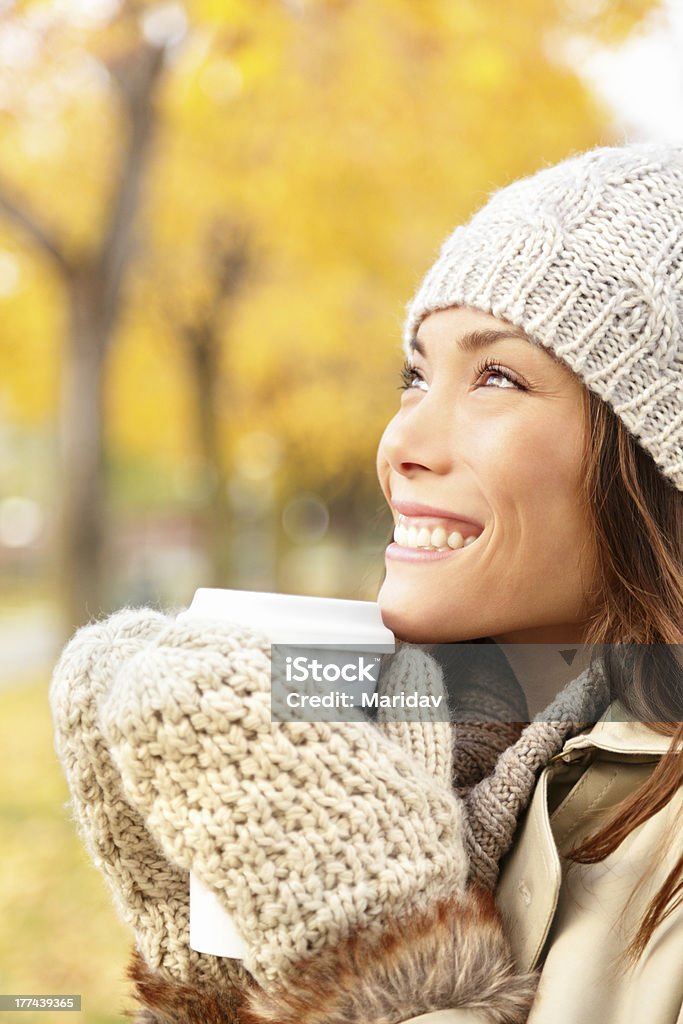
[1,1,676,1021]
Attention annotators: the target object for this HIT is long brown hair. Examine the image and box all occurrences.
[567,385,683,964]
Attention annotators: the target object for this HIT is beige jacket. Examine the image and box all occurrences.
[405,704,683,1024]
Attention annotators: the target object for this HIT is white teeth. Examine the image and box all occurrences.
[431,526,447,548]
[393,520,479,551]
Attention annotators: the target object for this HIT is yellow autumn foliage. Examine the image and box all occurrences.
[0,0,662,497]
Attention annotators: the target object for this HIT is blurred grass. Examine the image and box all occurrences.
[0,678,134,1023]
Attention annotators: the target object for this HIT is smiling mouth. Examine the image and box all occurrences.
[392,514,482,552]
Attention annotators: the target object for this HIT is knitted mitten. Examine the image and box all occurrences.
[48,617,453,982]
[49,608,248,996]
[375,643,453,786]
[95,613,537,1023]
[99,615,468,984]
[51,610,539,1022]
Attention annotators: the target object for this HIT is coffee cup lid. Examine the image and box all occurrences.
[179,588,395,650]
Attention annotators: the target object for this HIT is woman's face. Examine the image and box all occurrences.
[376,305,599,644]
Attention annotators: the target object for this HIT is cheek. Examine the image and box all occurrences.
[375,421,395,498]
[477,413,587,537]
[513,431,591,584]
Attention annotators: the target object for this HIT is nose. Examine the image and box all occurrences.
[377,392,457,478]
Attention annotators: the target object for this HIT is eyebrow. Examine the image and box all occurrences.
[410,326,531,359]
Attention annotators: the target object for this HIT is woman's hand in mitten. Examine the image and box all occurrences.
[48,608,251,1001]
[99,619,538,1023]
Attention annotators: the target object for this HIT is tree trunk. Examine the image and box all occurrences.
[190,330,234,589]
[56,272,111,632]
[0,35,168,634]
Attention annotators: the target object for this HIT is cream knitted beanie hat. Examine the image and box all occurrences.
[403,142,683,492]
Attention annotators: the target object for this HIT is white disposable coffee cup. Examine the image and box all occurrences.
[177,588,395,960]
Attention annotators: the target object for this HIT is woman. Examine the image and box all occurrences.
[50,141,682,1023]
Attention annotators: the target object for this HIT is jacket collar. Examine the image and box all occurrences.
[561,700,675,756]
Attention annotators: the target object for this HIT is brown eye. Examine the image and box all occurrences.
[398,360,427,392]
[474,358,527,391]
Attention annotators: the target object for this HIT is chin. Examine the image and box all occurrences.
[377,595,468,645]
